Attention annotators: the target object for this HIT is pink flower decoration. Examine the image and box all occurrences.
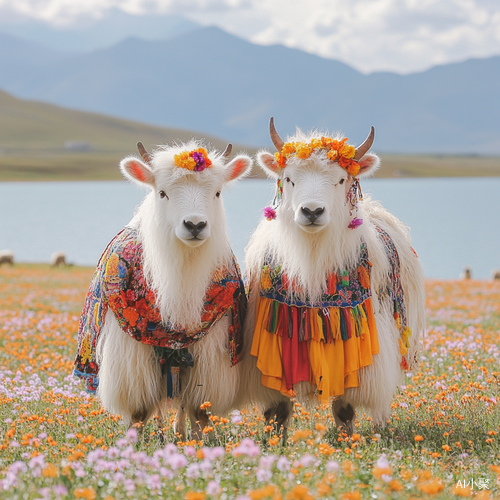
[263,207,276,221]
[348,217,363,229]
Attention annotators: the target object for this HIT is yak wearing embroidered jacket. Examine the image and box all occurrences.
[74,227,246,394]
[250,232,411,401]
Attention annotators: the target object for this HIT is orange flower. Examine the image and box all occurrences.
[42,463,58,478]
[295,143,313,159]
[286,485,313,500]
[414,435,424,442]
[388,479,404,491]
[74,488,97,500]
[281,142,296,158]
[184,493,206,500]
[200,401,212,410]
[292,429,312,442]
[274,153,287,168]
[417,479,444,495]
[451,484,472,497]
[341,492,361,500]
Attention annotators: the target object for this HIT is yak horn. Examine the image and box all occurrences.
[222,143,232,158]
[137,141,152,165]
[354,126,375,160]
[269,117,285,152]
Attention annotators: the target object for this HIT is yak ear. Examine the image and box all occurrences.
[357,153,380,179]
[257,151,280,179]
[224,155,253,183]
[120,156,155,186]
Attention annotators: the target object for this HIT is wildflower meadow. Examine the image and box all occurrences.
[0,265,499,499]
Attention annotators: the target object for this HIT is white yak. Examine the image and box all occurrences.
[73,141,252,439]
[238,119,425,436]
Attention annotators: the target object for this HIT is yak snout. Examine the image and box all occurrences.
[301,206,325,223]
[176,214,210,247]
[295,202,329,233]
[183,220,207,237]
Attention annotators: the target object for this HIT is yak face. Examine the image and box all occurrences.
[257,142,380,235]
[120,144,252,248]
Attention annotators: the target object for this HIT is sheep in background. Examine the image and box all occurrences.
[0,250,14,266]
[51,252,67,267]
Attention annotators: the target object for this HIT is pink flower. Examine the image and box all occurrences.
[348,217,363,229]
[232,438,260,457]
[206,480,221,495]
[263,207,276,221]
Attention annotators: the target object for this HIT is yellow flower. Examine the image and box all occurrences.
[327,149,339,161]
[310,138,323,150]
[295,143,312,159]
[339,143,355,159]
[281,142,296,158]
[174,151,196,170]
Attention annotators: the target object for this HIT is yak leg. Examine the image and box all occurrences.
[187,406,210,441]
[174,407,187,441]
[97,311,162,431]
[332,399,356,436]
[264,400,292,445]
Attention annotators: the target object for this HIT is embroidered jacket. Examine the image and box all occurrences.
[74,227,246,393]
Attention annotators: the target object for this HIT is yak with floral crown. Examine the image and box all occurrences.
[73,140,252,440]
[237,118,426,437]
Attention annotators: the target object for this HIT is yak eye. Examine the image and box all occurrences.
[339,178,345,185]
[216,191,221,198]
[285,177,295,187]
[159,190,168,199]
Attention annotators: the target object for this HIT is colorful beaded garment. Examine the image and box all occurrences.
[250,227,411,401]
[73,227,246,394]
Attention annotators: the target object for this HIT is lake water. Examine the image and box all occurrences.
[1,178,499,279]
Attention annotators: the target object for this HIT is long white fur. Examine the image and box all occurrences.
[97,140,252,429]
[239,129,425,424]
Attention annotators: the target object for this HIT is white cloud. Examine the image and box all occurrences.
[1,0,500,73]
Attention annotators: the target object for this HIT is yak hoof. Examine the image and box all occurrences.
[332,400,356,436]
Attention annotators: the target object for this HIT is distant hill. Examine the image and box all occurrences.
[0,26,499,154]
[0,90,251,181]
[0,10,200,52]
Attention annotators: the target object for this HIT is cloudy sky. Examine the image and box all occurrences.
[1,0,500,73]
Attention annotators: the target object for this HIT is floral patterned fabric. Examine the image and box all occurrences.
[375,225,412,369]
[73,227,246,393]
[259,242,372,308]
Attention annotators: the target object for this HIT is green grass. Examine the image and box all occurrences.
[1,90,500,181]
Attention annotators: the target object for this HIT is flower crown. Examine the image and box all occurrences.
[274,137,360,177]
[174,148,212,172]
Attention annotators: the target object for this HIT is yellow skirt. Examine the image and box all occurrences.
[250,296,379,401]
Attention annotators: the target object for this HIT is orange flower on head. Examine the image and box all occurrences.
[327,149,339,162]
[274,152,287,168]
[282,142,296,158]
[295,143,313,159]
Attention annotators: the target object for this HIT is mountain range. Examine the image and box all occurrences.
[0,23,499,154]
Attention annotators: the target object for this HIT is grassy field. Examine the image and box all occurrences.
[2,90,500,181]
[0,265,499,498]
[0,90,254,182]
